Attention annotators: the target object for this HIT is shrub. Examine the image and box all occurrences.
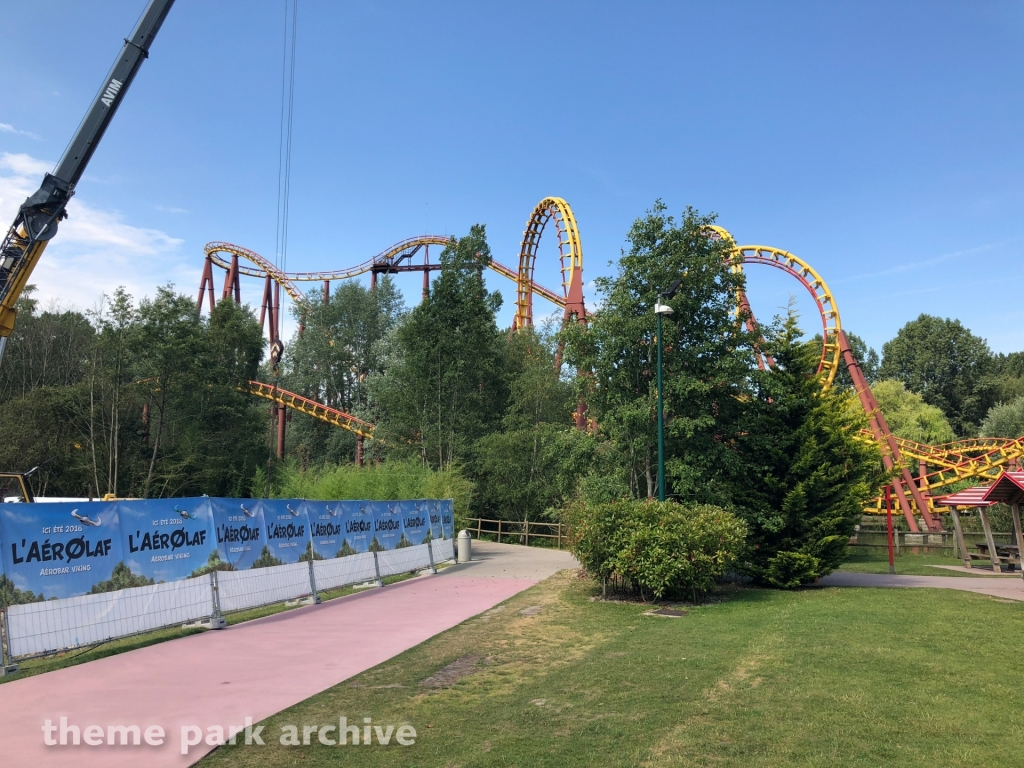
[564,498,746,601]
[267,459,475,524]
[765,552,820,589]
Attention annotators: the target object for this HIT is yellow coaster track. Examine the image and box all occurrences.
[244,381,375,440]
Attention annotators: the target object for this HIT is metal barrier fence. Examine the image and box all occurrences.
[0,538,454,667]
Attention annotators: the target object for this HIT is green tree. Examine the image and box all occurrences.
[868,380,956,444]
[0,283,266,499]
[297,540,324,561]
[470,326,596,522]
[335,539,357,557]
[89,562,155,593]
[813,331,878,388]
[562,202,755,500]
[284,277,403,466]
[981,396,1024,439]
[879,315,994,436]
[473,425,606,522]
[735,314,887,587]
[189,550,235,577]
[985,351,1024,406]
[250,546,284,568]
[134,286,208,496]
[134,290,265,498]
[87,287,142,498]
[0,385,95,497]
[0,287,95,405]
[0,574,45,608]
[501,327,574,431]
[369,225,507,468]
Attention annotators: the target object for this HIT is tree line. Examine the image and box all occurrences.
[3,202,1023,539]
[0,287,266,499]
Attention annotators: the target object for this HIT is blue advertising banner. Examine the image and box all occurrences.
[372,501,403,550]
[209,497,264,570]
[440,499,454,539]
[424,499,454,539]
[259,499,311,563]
[0,502,123,600]
[341,501,374,553]
[119,497,216,582]
[424,500,444,540]
[306,500,347,559]
[399,500,431,545]
[0,497,452,599]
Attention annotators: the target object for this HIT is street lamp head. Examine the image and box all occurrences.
[660,279,682,300]
[653,302,674,316]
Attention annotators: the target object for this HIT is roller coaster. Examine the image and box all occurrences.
[198,197,1024,534]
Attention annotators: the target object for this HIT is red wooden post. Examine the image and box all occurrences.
[886,484,895,574]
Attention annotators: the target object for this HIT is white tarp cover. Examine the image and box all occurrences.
[312,551,378,591]
[377,544,432,578]
[431,537,455,564]
[7,575,212,657]
[215,561,311,613]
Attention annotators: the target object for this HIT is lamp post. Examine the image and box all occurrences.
[654,280,681,502]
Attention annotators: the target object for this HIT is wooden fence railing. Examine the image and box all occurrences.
[849,530,1017,558]
[463,518,565,549]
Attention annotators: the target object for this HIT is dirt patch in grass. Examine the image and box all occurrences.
[419,654,484,688]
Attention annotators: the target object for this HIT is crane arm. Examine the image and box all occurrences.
[0,0,175,366]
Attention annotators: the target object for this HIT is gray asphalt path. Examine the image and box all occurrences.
[441,539,579,580]
[821,570,1024,601]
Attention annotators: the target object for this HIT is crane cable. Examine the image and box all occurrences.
[268,0,299,492]
[275,0,299,275]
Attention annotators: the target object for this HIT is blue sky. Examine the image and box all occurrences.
[1,1,1022,354]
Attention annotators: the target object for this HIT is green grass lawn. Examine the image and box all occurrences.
[839,550,1013,577]
[199,572,1024,768]
[840,550,968,576]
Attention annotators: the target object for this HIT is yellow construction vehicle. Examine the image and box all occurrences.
[0,0,174,368]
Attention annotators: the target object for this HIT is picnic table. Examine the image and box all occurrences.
[939,473,1024,578]
[972,542,1020,571]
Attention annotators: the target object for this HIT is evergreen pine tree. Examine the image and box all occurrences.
[297,541,324,562]
[734,313,886,587]
[335,539,357,557]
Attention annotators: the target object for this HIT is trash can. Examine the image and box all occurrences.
[457,530,472,563]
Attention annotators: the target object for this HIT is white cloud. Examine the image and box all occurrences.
[0,123,40,140]
[0,152,51,177]
[0,151,194,311]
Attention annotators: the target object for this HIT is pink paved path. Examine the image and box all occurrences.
[0,574,537,766]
